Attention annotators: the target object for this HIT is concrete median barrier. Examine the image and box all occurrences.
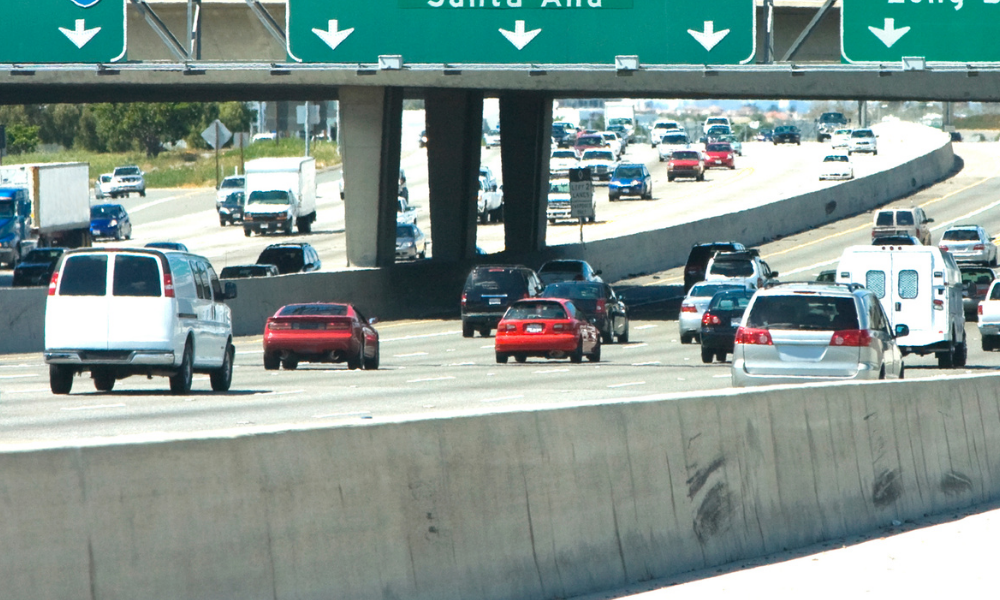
[2,374,998,599]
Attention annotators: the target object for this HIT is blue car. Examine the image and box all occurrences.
[608,163,652,201]
[90,203,132,241]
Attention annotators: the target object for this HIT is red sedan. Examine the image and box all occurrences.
[263,303,379,370]
[667,149,706,181]
[704,142,736,169]
[495,298,601,363]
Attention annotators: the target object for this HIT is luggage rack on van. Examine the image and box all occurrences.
[762,281,865,292]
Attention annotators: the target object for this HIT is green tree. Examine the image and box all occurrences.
[6,123,40,155]
[93,102,202,157]
[37,104,83,149]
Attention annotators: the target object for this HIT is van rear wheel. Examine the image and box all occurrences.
[210,344,234,392]
[169,344,194,395]
[50,365,74,395]
[93,369,115,392]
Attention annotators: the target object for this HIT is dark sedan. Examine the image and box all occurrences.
[540,281,629,344]
[11,247,65,287]
[961,266,996,321]
[772,125,801,145]
[700,289,756,363]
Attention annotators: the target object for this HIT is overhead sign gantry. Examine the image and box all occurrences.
[3,0,127,63]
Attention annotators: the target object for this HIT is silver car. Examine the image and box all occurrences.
[939,225,998,266]
[731,283,908,387]
[679,281,752,344]
[395,223,427,260]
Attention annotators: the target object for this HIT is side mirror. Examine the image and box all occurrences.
[223,282,238,301]
[770,271,780,278]
[895,324,909,338]
[595,269,603,275]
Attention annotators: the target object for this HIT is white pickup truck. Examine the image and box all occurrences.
[397,196,418,226]
[978,280,1000,350]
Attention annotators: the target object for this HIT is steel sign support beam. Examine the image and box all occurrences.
[131,0,189,61]
[781,0,835,63]
[245,0,287,49]
[187,0,202,60]
[762,0,775,64]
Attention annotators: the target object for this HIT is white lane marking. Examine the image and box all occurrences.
[314,411,372,419]
[450,362,476,366]
[407,376,455,383]
[480,345,494,349]
[608,382,646,388]
[482,394,524,403]
[128,191,203,213]
[622,343,648,349]
[236,350,263,355]
[61,403,127,411]
[534,368,569,374]
[382,330,460,342]
[714,374,731,378]
[634,325,658,330]
[394,352,429,358]
[254,390,305,397]
[0,374,38,379]
[931,197,1000,232]
[0,364,44,369]
[4,388,50,394]
[632,361,661,366]
[781,258,840,277]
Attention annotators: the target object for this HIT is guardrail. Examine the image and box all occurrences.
[2,374,997,598]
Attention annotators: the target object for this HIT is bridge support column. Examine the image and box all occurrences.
[858,100,868,128]
[340,86,403,268]
[499,92,552,254]
[425,90,484,262]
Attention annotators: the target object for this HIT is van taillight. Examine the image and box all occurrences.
[979,304,985,316]
[461,293,467,307]
[934,299,945,310]
[596,299,607,313]
[163,273,175,298]
[48,272,58,296]
[830,330,871,347]
[735,327,772,345]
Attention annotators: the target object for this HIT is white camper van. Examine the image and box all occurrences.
[44,248,238,395]
[835,245,966,367]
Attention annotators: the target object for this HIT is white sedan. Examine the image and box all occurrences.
[830,128,852,149]
[819,153,854,181]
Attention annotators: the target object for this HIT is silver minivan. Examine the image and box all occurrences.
[731,283,908,387]
[44,248,237,395]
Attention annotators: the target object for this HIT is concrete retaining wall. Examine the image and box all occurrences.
[0,129,954,353]
[2,374,998,599]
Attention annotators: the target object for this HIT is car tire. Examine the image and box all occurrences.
[609,194,618,202]
[680,333,693,345]
[298,219,312,234]
[49,365,74,395]
[983,335,997,352]
[570,340,584,364]
[937,344,955,368]
[898,363,905,379]
[716,351,726,363]
[588,339,601,363]
[140,190,146,197]
[169,343,194,395]
[93,369,115,392]
[480,327,491,338]
[220,218,227,227]
[697,173,705,182]
[954,341,968,367]
[496,352,509,364]
[263,352,280,370]
[462,322,475,338]
[210,344,235,392]
[701,346,714,364]
[348,342,365,370]
[114,229,122,241]
[244,228,252,237]
[617,326,629,344]
[364,343,380,370]
[479,212,488,224]
[515,354,527,364]
[281,357,298,370]
[667,175,675,182]
[601,330,613,344]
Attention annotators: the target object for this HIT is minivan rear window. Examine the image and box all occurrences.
[875,212,894,226]
[896,212,915,226]
[466,269,526,296]
[113,255,162,297]
[709,259,753,277]
[59,255,108,296]
[747,296,858,331]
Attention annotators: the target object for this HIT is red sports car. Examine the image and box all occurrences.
[704,142,736,170]
[263,303,379,370]
[667,149,706,181]
[495,298,601,363]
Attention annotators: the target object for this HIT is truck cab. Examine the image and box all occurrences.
[816,112,850,142]
[0,187,31,268]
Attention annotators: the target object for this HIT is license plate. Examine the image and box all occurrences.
[489,298,501,305]
[525,324,543,333]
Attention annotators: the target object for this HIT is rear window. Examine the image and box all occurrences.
[257,248,304,273]
[541,282,601,300]
[24,249,63,263]
[540,261,583,274]
[943,229,980,241]
[583,151,613,161]
[962,270,994,285]
[551,151,576,159]
[896,212,915,226]
[113,255,162,297]
[505,302,567,320]
[220,265,271,278]
[687,244,736,268]
[220,177,245,189]
[663,135,687,144]
[875,212,894,226]
[747,295,859,331]
[707,144,731,152]
[59,255,108,296]
[279,304,348,316]
[709,259,753,277]
[691,283,744,297]
[466,269,527,295]
[709,291,754,311]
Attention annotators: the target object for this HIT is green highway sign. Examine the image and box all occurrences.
[2,0,126,63]
[287,0,755,65]
[842,0,1000,63]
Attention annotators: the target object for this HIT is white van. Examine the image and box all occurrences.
[44,248,238,395]
[835,246,966,367]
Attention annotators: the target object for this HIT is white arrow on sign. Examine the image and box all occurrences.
[499,21,541,51]
[688,21,730,52]
[59,19,101,49]
[869,18,910,48]
[312,20,355,51]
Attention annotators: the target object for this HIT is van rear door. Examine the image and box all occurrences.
[47,254,111,350]
[887,252,934,343]
[106,253,171,350]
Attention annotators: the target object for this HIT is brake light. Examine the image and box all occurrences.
[553,323,565,331]
[735,327,772,345]
[940,245,949,252]
[974,244,985,251]
[163,273,175,298]
[830,330,872,347]
[325,321,350,331]
[596,299,606,313]
[979,304,985,316]
[461,293,467,308]
[681,303,697,313]
[934,299,945,311]
[502,323,517,332]
[267,321,291,330]
[702,312,722,326]
[48,272,58,296]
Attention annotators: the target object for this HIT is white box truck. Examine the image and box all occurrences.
[242,157,317,236]
[605,100,635,139]
[835,245,967,367]
[0,162,92,251]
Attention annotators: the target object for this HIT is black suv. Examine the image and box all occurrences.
[773,125,802,145]
[255,243,321,275]
[461,265,543,337]
[12,247,65,287]
[684,242,747,291]
[218,191,245,226]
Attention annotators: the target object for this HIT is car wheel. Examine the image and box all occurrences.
[667,175,675,182]
[491,352,507,365]
[210,344,235,392]
[937,343,955,368]
[879,365,886,380]
[114,229,122,241]
[898,363,905,379]
[570,340,584,363]
[609,195,618,202]
[954,341,968,367]
[701,346,714,364]
[348,341,365,370]
[984,335,997,352]
[93,369,115,392]
[716,351,726,363]
[364,343,380,370]
[617,326,629,344]
[462,322,475,338]
[588,339,601,362]
[244,228,252,237]
[169,343,194,395]
[281,357,299,370]
[263,352,280,370]
[479,327,491,338]
[140,190,146,197]
[680,333,692,345]
[601,330,614,344]
[50,365,74,395]
[479,212,489,224]
[514,353,527,364]
[220,218,227,227]
[697,174,705,182]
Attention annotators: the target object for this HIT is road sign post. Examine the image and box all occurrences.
[569,167,595,242]
[842,0,1000,63]
[288,0,755,65]
[2,0,127,63]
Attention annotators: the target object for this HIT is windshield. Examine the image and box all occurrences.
[653,123,676,130]
[540,261,583,274]
[114,167,140,176]
[0,199,14,218]
[505,302,568,321]
[824,155,849,162]
[706,144,731,152]
[552,151,576,159]
[396,225,416,238]
[709,291,754,311]
[746,296,858,331]
[248,190,290,205]
[24,249,63,263]
[663,135,687,144]
[220,177,244,189]
[852,130,874,138]
[707,118,727,125]
[583,151,613,161]
[943,229,981,241]
[549,181,570,194]
[820,113,846,123]
[672,151,700,160]
[614,166,643,179]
